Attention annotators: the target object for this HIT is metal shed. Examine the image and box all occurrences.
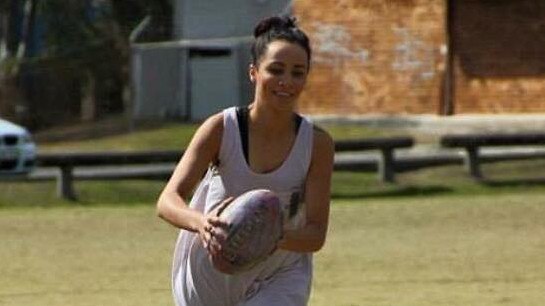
[131,37,253,121]
[130,0,292,121]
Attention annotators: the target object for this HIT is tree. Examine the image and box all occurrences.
[0,1,173,128]
[109,0,172,42]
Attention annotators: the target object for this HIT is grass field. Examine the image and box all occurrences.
[35,121,400,152]
[313,195,545,306]
[1,193,545,306]
[1,119,542,305]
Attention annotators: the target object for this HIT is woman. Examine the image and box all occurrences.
[156,15,334,306]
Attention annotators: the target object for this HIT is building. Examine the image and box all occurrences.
[132,0,545,121]
[293,0,545,115]
[131,0,291,121]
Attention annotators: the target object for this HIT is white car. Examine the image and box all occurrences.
[0,118,36,174]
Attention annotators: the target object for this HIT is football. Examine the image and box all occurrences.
[212,189,283,274]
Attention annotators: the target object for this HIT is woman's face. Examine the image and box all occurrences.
[250,40,309,111]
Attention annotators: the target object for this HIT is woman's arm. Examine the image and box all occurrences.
[277,128,335,253]
[156,112,224,233]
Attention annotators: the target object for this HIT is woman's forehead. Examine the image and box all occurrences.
[262,40,308,65]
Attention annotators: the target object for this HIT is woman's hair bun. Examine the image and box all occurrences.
[253,15,298,38]
[250,15,311,67]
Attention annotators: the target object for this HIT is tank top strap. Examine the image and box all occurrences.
[289,115,314,175]
[218,107,244,169]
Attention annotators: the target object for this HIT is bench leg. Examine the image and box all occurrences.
[378,149,395,183]
[465,147,482,179]
[58,166,77,201]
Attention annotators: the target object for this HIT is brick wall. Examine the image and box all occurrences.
[453,0,545,113]
[293,0,545,115]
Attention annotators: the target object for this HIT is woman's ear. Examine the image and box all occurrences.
[249,64,257,83]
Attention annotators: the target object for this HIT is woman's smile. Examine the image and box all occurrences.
[273,90,293,98]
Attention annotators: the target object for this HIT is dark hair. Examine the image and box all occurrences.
[251,16,311,68]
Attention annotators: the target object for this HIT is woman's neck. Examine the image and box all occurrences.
[248,102,295,136]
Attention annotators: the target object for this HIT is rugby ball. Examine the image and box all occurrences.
[212,189,283,274]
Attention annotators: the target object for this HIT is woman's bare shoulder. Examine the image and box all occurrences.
[201,112,224,133]
[314,125,334,147]
[192,112,224,142]
[312,125,334,152]
[184,111,225,162]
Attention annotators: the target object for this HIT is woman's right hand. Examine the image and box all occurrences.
[198,197,234,255]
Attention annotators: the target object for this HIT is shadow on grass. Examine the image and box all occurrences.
[331,185,453,199]
[479,177,545,188]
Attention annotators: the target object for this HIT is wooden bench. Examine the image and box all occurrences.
[34,136,414,200]
[37,151,183,200]
[334,136,414,183]
[440,133,545,179]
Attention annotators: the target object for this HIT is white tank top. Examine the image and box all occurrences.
[171,107,314,306]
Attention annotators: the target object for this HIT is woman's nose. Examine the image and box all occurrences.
[278,75,292,87]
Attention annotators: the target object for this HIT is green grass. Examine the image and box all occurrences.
[311,194,545,306]
[0,206,176,306]
[1,194,545,306]
[36,122,395,153]
[37,123,199,152]
[0,180,166,208]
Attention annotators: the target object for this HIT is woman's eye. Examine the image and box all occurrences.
[267,68,283,75]
[292,71,306,78]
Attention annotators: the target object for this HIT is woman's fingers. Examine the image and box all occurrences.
[214,196,235,217]
[202,220,228,253]
[207,233,226,256]
[207,216,230,230]
[202,230,222,254]
[200,230,210,249]
[208,196,235,228]
[201,196,236,255]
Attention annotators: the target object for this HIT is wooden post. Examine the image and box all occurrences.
[378,148,395,183]
[58,165,77,201]
[465,146,482,179]
[442,0,456,115]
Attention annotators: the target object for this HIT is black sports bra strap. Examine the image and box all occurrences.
[236,106,303,164]
[236,106,250,163]
[294,113,302,131]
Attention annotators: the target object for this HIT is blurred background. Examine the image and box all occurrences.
[0,0,544,131]
[0,0,171,130]
[0,1,544,306]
